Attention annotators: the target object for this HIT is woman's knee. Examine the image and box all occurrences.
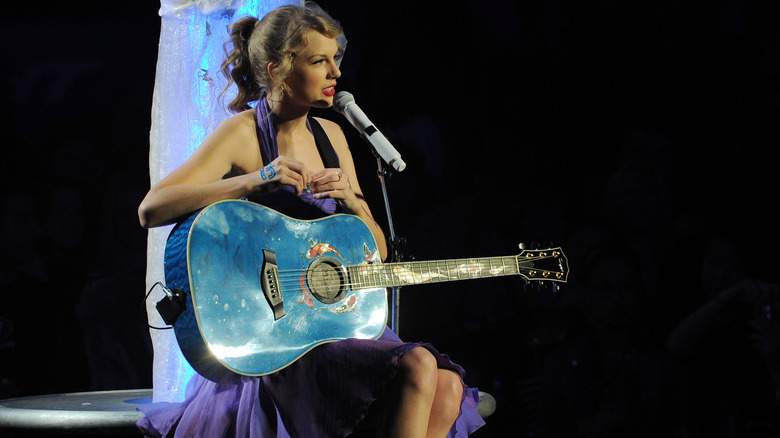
[398,347,439,390]
[436,370,463,401]
[434,370,463,414]
[425,370,463,433]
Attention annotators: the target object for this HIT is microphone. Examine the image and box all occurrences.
[333,91,406,172]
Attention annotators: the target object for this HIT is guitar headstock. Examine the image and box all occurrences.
[515,246,569,284]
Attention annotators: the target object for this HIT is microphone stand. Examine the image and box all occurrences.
[370,150,405,335]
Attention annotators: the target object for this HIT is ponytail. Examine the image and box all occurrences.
[220,16,264,112]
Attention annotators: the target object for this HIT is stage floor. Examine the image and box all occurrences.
[0,388,150,436]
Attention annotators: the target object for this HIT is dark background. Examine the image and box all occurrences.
[1,1,779,436]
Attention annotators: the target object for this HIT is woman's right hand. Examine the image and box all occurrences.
[254,156,311,195]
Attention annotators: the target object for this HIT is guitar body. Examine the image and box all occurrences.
[164,199,387,382]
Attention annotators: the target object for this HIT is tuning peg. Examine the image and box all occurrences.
[534,281,561,293]
[541,282,561,293]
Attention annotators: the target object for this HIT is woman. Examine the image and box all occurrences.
[136,3,484,437]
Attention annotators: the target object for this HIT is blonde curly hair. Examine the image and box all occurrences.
[220,3,344,113]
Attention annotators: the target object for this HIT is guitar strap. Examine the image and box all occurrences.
[308,117,341,169]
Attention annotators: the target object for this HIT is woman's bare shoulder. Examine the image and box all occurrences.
[313,116,348,147]
[313,116,341,132]
[200,109,257,149]
[219,109,257,133]
[184,109,260,174]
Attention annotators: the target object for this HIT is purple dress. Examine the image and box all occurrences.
[136,100,485,437]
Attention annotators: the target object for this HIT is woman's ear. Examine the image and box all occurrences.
[266,62,277,81]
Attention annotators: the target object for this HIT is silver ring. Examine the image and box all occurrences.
[336,172,342,181]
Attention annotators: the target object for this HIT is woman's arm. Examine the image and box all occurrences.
[138,112,310,228]
[138,114,258,228]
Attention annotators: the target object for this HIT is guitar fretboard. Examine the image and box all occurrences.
[347,253,565,289]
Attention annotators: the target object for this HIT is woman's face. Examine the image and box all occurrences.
[283,31,342,109]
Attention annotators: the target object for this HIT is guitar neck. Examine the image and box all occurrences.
[348,254,559,289]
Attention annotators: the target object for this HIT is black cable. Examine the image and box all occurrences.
[142,281,175,330]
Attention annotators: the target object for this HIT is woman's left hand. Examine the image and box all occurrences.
[309,168,361,213]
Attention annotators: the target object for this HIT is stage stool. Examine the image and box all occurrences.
[1,388,495,435]
[0,388,150,436]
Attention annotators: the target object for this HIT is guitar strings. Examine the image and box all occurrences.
[271,256,560,281]
[206,254,566,298]
[269,254,564,291]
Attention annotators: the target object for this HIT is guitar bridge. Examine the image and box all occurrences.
[261,249,285,320]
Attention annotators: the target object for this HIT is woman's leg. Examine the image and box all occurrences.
[384,347,463,438]
[426,369,463,437]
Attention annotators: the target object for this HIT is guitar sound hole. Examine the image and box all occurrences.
[307,257,346,304]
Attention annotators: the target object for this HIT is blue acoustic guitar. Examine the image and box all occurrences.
[164,199,569,382]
